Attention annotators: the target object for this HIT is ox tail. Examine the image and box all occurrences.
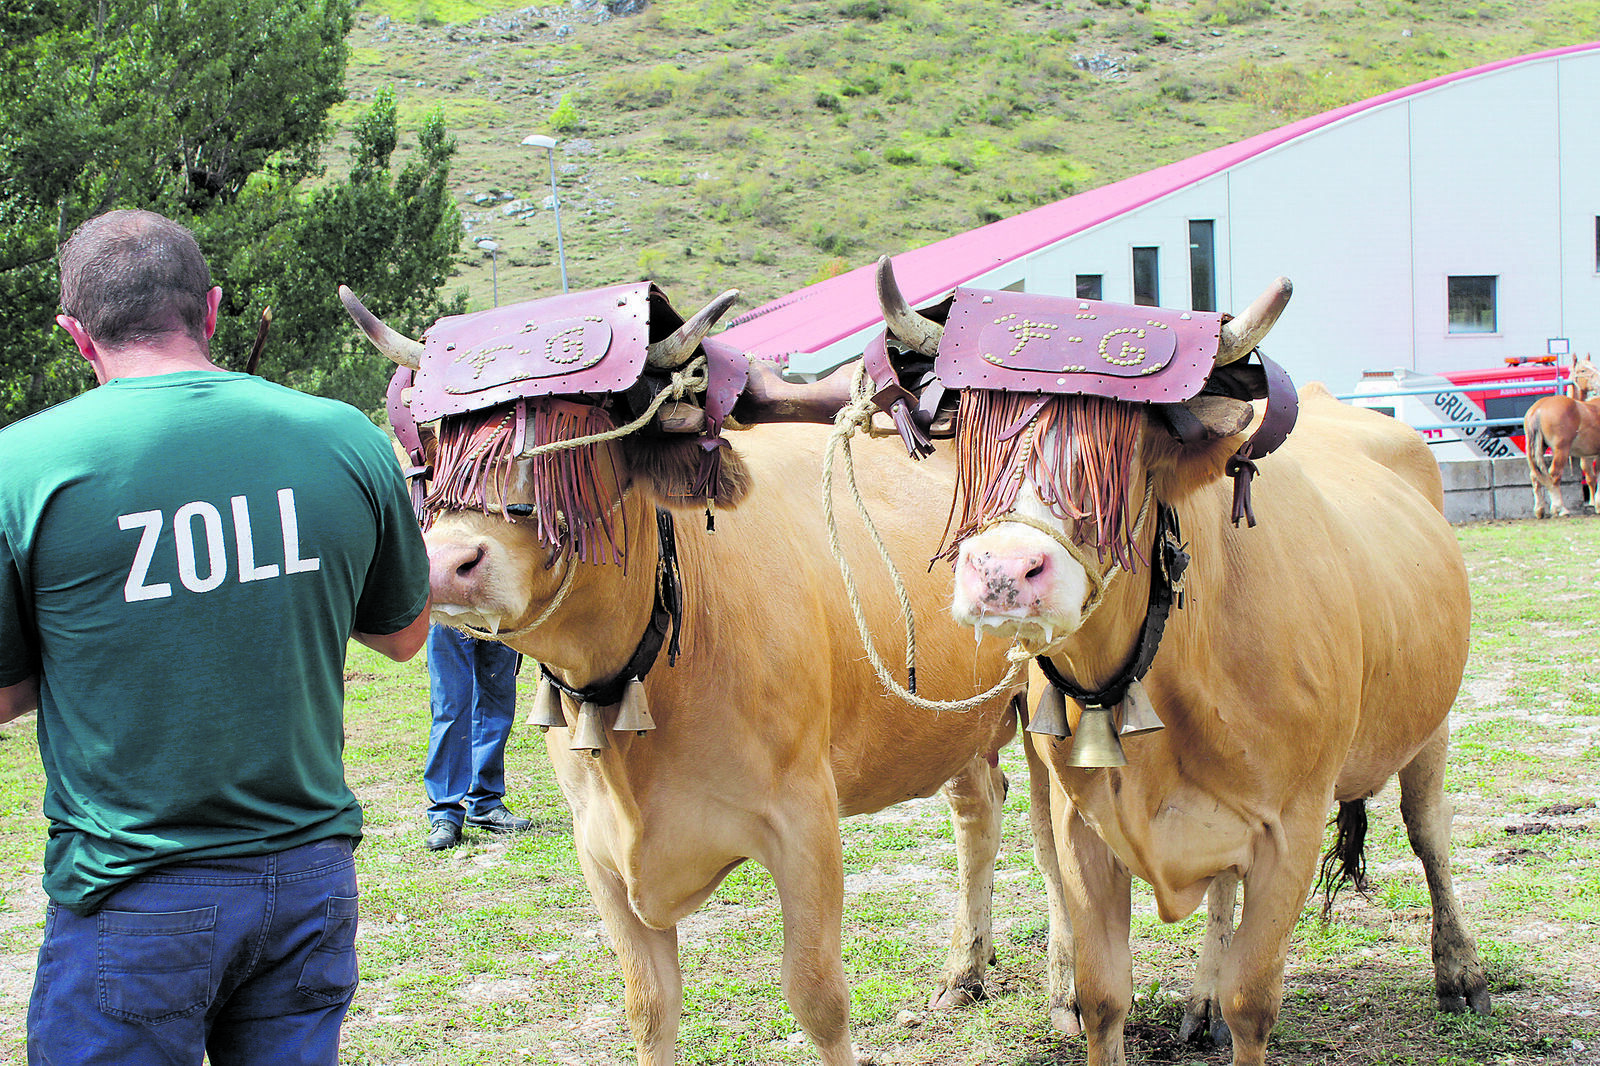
[1316,799,1370,920]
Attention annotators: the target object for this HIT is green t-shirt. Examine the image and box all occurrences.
[0,370,430,914]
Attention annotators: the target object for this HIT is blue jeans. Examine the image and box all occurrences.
[27,837,358,1066]
[424,625,521,825]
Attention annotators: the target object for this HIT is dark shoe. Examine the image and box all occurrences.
[426,819,463,851]
[465,805,533,834]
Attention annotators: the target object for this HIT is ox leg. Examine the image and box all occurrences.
[1027,735,1080,1035]
[1056,798,1133,1066]
[930,752,1006,1008]
[1179,872,1238,1048]
[1216,807,1323,1066]
[574,848,684,1066]
[768,811,859,1066]
[1399,722,1491,1015]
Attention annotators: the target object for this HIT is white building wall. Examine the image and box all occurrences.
[996,47,1600,393]
[1558,56,1600,360]
[1408,62,1562,375]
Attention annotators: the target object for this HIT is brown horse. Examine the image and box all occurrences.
[1524,355,1600,517]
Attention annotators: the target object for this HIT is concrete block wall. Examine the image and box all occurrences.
[1439,458,1591,523]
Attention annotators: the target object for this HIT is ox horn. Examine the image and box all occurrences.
[1216,276,1293,366]
[875,255,944,358]
[339,285,425,370]
[647,289,741,370]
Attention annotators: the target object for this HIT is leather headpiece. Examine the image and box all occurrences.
[934,288,1224,403]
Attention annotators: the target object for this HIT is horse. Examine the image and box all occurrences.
[1523,354,1600,517]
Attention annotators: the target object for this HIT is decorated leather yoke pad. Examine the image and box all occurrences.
[935,288,1225,404]
[408,282,654,423]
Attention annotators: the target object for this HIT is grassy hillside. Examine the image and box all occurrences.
[340,0,1600,323]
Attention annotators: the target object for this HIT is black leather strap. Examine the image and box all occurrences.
[1037,502,1187,708]
[540,508,683,706]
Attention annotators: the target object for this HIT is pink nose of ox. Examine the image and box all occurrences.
[956,547,1052,615]
[428,539,489,604]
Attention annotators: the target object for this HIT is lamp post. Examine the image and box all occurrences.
[521,133,568,292]
[475,238,499,306]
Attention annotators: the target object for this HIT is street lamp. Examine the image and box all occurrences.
[475,238,500,306]
[521,133,569,292]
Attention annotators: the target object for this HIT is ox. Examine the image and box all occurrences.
[341,283,1028,1066]
[1524,354,1600,517]
[865,261,1490,1066]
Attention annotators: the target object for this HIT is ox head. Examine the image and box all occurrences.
[872,256,1294,652]
[342,282,749,640]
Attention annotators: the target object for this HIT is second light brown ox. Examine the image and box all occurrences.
[866,261,1490,1066]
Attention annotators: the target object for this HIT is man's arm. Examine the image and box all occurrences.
[352,599,431,662]
[0,676,39,724]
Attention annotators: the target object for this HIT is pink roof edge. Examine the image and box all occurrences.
[718,41,1600,362]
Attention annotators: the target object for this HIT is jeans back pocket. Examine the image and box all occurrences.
[97,906,218,1024]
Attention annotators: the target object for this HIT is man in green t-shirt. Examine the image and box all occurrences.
[0,209,432,1065]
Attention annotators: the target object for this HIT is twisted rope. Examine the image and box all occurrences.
[514,357,710,459]
[822,365,1028,713]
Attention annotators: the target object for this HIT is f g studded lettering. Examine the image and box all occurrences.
[117,488,322,603]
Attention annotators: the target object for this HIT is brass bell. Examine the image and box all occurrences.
[1065,704,1128,768]
[570,701,610,757]
[613,679,656,735]
[531,679,566,733]
[1118,680,1165,737]
[1026,685,1071,740]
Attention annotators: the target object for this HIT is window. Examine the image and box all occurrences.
[1075,274,1103,300]
[1188,220,1216,312]
[1447,276,1497,334]
[1132,247,1159,306]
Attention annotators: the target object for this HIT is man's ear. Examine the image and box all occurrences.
[55,314,95,360]
[203,286,223,340]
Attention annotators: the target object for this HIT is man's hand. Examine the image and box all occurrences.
[0,676,39,724]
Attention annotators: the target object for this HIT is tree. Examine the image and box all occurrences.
[226,87,467,406]
[0,0,464,424]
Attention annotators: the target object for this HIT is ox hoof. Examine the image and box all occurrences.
[1178,1004,1232,1047]
[929,982,986,1010]
[1049,1001,1083,1037]
[1438,986,1492,1016]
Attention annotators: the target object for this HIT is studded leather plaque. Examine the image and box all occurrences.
[409,283,652,422]
[935,288,1225,404]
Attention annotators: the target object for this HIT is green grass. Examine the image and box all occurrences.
[2,521,1598,1063]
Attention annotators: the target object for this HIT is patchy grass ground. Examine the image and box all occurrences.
[0,516,1597,1064]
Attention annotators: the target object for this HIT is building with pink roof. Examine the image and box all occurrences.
[720,42,1600,396]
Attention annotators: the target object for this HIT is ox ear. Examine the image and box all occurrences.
[620,435,754,512]
[1154,394,1255,444]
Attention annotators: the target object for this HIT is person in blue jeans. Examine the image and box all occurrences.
[424,625,534,849]
[3,210,431,1065]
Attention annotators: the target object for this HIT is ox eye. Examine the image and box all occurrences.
[505,504,534,517]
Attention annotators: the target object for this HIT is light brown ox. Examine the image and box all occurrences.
[348,296,1028,1065]
[1524,354,1600,517]
[875,271,1490,1066]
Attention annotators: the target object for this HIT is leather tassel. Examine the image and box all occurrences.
[570,701,610,756]
[612,680,656,735]
[692,436,727,502]
[1227,452,1258,527]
